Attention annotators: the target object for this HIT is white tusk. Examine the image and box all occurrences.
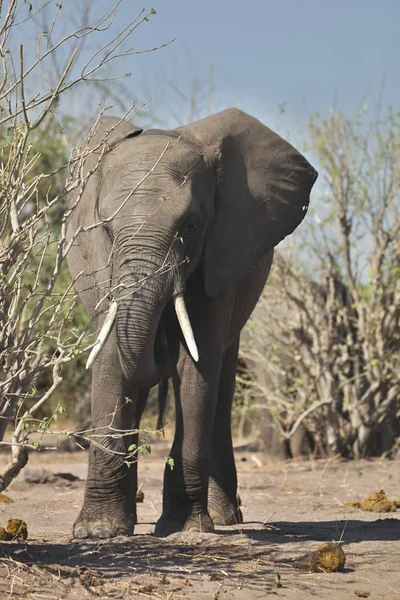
[86,301,118,370]
[174,294,199,362]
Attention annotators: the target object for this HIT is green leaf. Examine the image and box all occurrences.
[38,418,49,432]
[140,444,151,456]
[127,443,137,453]
[275,573,283,588]
[166,456,174,470]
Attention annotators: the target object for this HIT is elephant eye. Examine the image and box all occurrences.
[184,221,199,235]
[102,223,112,239]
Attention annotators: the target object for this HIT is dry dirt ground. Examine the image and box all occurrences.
[0,444,399,599]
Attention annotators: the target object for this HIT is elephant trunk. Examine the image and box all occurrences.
[86,227,199,380]
[115,249,173,386]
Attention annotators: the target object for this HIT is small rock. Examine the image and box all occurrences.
[136,489,144,502]
[23,468,57,484]
[23,469,80,486]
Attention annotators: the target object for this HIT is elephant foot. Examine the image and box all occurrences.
[209,503,243,526]
[73,508,134,539]
[208,492,243,526]
[155,511,214,537]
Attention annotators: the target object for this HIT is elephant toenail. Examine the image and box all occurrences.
[116,529,130,537]
[73,525,89,539]
[92,526,113,539]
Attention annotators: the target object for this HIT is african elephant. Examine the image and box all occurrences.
[66,108,317,539]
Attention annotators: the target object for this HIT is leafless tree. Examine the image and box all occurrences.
[0,0,165,490]
[241,103,400,458]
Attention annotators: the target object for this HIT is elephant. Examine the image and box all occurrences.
[66,107,318,539]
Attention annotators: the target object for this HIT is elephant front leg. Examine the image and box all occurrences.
[129,388,149,525]
[208,338,243,526]
[155,350,221,536]
[74,331,137,539]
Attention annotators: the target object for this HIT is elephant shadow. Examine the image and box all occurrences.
[234,516,400,544]
[0,518,398,585]
[0,534,278,585]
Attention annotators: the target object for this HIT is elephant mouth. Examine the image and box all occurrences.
[86,291,198,386]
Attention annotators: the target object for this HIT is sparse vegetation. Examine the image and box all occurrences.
[240,104,400,458]
[0,0,162,489]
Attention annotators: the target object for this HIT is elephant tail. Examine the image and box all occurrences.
[156,376,169,434]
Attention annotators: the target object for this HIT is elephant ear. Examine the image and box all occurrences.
[179,108,318,298]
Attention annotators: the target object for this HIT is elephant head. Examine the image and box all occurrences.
[68,109,317,386]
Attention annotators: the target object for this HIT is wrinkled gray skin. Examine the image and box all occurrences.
[66,108,317,539]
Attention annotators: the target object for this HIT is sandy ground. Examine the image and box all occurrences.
[0,444,400,599]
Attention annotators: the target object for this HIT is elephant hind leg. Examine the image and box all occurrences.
[155,348,218,537]
[208,337,243,526]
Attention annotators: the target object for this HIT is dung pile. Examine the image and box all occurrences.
[296,542,346,573]
[0,519,28,540]
[344,490,400,513]
[308,542,346,573]
[0,493,13,503]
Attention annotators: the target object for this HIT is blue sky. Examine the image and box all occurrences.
[13,0,399,136]
[116,0,397,258]
[113,0,399,131]
[9,1,396,258]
